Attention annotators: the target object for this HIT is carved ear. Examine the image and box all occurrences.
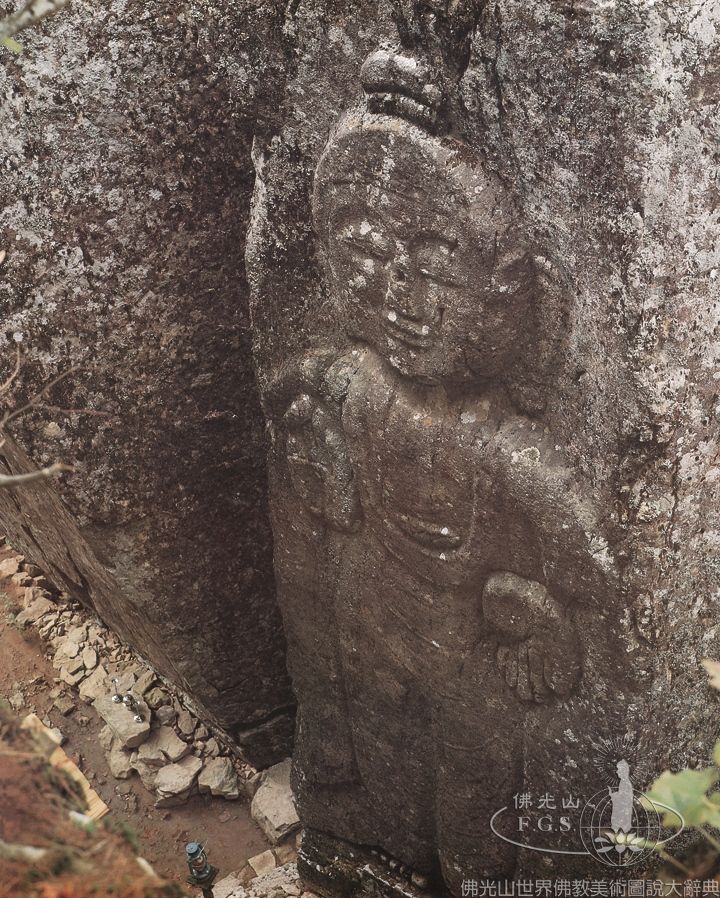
[505,255,568,417]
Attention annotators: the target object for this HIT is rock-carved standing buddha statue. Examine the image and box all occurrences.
[262,46,618,894]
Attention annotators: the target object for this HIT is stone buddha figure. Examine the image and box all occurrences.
[264,48,618,893]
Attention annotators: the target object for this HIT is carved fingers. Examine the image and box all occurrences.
[542,637,582,698]
[485,571,582,703]
[527,643,548,701]
[496,640,549,703]
[482,571,567,640]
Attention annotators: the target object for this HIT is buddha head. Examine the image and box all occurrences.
[312,50,556,402]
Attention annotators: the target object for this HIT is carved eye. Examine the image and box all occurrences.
[417,266,460,287]
[339,224,393,264]
[342,235,392,263]
[413,236,460,286]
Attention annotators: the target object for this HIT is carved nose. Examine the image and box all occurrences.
[386,266,432,322]
[389,258,410,287]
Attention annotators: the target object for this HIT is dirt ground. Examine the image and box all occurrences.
[0,547,272,891]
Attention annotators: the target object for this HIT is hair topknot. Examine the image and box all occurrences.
[360,48,447,134]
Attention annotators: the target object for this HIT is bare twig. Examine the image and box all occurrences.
[0,364,79,431]
[0,351,78,489]
[0,345,21,397]
[0,461,73,488]
[0,0,70,41]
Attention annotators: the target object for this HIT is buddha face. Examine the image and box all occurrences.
[314,118,534,386]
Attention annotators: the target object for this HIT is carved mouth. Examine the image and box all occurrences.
[389,510,463,551]
[381,307,436,349]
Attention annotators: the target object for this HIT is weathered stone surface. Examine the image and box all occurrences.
[176,707,196,739]
[109,672,136,696]
[242,0,720,890]
[105,738,133,781]
[155,704,176,727]
[244,863,301,898]
[59,664,85,688]
[130,756,159,793]
[9,692,23,711]
[66,625,87,644]
[0,0,293,767]
[250,760,300,844]
[135,739,166,769]
[247,850,277,879]
[144,687,169,710]
[98,725,114,752]
[81,647,97,670]
[204,736,221,758]
[154,755,202,806]
[139,726,189,764]
[212,874,246,898]
[0,557,21,579]
[94,694,150,750]
[133,669,155,697]
[78,666,109,703]
[52,640,79,668]
[198,756,239,800]
[52,695,75,717]
[15,595,54,627]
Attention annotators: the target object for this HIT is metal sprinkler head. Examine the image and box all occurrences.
[110,677,123,703]
[122,692,143,722]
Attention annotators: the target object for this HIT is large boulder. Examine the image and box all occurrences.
[3,0,719,890]
[250,759,300,844]
[244,0,720,891]
[0,0,293,765]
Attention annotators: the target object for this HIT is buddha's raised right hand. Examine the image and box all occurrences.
[282,389,362,533]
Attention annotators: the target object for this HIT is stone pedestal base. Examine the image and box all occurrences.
[298,829,438,898]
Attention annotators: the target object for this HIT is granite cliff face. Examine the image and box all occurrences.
[0,1,294,765]
[2,1,720,890]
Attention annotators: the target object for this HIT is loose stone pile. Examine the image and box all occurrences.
[2,543,312,898]
[213,862,317,898]
[2,545,304,875]
[2,549,299,825]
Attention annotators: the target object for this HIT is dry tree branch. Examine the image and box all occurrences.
[0,0,70,52]
[0,364,79,430]
[0,345,21,396]
[0,461,73,488]
[0,352,77,489]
